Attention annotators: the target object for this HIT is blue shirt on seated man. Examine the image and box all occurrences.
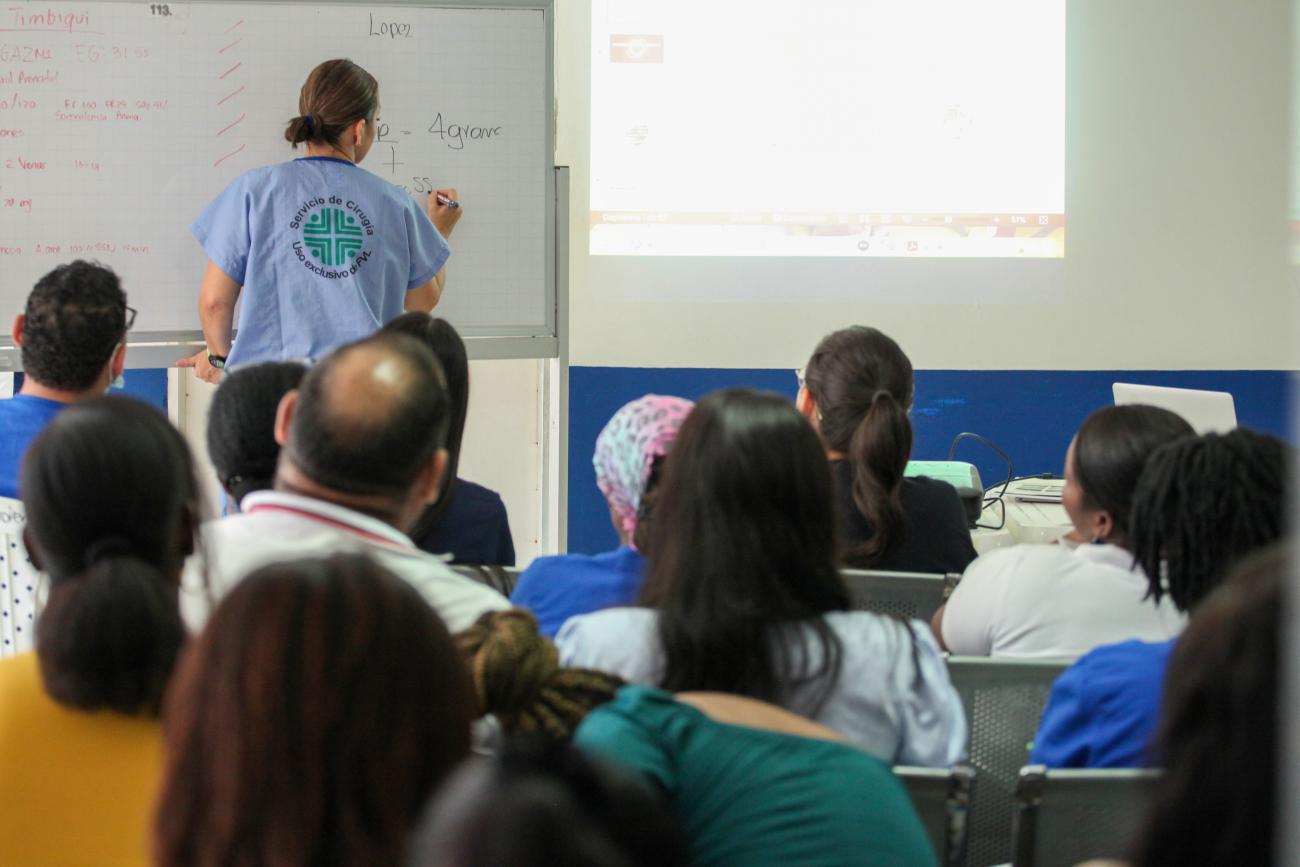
[0,262,131,500]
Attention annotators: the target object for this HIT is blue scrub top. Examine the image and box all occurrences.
[192,157,449,367]
[1030,638,1176,768]
[510,545,645,638]
[0,396,68,499]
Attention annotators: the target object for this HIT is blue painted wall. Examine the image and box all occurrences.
[12,369,169,412]
[567,367,1291,554]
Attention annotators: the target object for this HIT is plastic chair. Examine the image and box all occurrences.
[451,564,521,597]
[0,497,42,657]
[1012,765,1161,867]
[841,569,960,622]
[945,657,1072,867]
[895,764,976,867]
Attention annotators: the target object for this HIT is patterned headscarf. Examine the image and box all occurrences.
[593,395,694,546]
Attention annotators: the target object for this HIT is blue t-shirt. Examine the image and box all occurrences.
[414,478,515,567]
[0,396,68,499]
[1030,638,1177,768]
[510,545,645,637]
[192,157,450,367]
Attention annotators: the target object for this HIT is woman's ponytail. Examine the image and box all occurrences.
[283,59,379,148]
[457,609,622,739]
[36,546,185,716]
[844,389,913,568]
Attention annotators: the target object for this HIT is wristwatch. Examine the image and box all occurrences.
[207,352,227,370]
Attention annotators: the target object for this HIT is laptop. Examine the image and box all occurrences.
[1112,383,1238,434]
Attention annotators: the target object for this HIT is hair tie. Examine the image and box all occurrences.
[302,114,317,135]
[871,389,893,404]
[84,535,137,568]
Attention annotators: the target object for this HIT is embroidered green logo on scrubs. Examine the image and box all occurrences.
[302,207,364,266]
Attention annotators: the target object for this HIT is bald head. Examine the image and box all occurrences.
[284,334,450,500]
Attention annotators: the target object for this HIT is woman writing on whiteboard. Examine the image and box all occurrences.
[181,58,462,383]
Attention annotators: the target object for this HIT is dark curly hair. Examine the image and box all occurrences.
[21,261,127,391]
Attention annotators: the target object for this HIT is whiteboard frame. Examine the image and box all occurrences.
[0,0,559,368]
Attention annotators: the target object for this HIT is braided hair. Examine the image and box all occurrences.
[457,609,622,739]
[1130,427,1287,613]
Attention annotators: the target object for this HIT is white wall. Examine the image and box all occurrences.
[554,0,1297,371]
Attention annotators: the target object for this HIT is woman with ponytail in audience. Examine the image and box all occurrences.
[556,388,966,767]
[182,58,463,382]
[799,325,976,573]
[1030,427,1287,769]
[455,609,938,867]
[0,396,198,866]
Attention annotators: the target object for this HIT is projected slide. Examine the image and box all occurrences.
[591,0,1065,259]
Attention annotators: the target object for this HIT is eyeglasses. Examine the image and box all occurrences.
[124,305,137,332]
[795,367,806,390]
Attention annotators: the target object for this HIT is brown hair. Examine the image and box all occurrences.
[458,609,623,739]
[154,554,475,867]
[284,59,379,147]
[803,326,914,567]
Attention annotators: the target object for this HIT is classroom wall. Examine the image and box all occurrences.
[553,0,1297,550]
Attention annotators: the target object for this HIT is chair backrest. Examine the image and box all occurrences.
[895,765,975,867]
[1012,765,1161,867]
[841,569,959,622]
[0,497,42,657]
[945,656,1072,867]
[451,564,521,597]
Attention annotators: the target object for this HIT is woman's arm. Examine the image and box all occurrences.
[178,261,242,384]
[405,266,446,312]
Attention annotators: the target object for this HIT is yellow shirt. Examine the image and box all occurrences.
[0,652,162,867]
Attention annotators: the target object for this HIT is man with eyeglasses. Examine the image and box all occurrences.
[0,261,134,500]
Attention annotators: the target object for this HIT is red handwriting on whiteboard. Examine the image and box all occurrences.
[0,128,22,137]
[1,197,33,212]
[0,45,53,62]
[73,44,148,62]
[4,7,96,33]
[0,92,34,110]
[0,69,58,85]
[4,156,44,169]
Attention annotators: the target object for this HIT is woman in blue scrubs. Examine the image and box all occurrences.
[181,58,462,382]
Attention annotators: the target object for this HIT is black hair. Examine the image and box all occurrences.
[802,326,914,567]
[1130,544,1287,867]
[1130,427,1287,613]
[20,260,127,391]
[414,738,689,867]
[640,388,850,712]
[1070,404,1195,543]
[284,59,379,147]
[285,333,450,502]
[20,395,197,715]
[381,314,468,539]
[206,360,308,504]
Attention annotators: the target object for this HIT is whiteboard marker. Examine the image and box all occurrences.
[435,192,460,209]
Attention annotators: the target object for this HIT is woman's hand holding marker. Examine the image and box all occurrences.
[428,187,463,238]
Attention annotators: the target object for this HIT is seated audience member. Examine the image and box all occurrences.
[458,610,938,867]
[0,261,131,500]
[156,554,475,867]
[1030,427,1287,768]
[1120,544,1286,867]
[186,333,509,632]
[0,396,195,866]
[205,360,307,511]
[413,739,689,867]
[382,313,515,565]
[798,326,976,573]
[557,389,966,766]
[511,394,694,636]
[933,405,1192,658]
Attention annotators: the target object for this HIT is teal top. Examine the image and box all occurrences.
[574,686,937,867]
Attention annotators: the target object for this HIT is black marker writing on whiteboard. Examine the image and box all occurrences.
[369,13,413,38]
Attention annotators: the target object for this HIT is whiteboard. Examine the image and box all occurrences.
[0,0,555,366]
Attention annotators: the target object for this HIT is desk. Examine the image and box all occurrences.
[970,483,1073,555]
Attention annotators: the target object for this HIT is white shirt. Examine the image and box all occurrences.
[940,542,1186,660]
[556,608,968,768]
[183,491,509,633]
